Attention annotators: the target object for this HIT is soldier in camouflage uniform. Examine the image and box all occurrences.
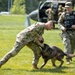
[58,5,65,18]
[58,2,75,64]
[0,21,53,69]
[45,8,55,21]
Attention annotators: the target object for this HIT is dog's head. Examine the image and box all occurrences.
[41,44,53,55]
[41,44,50,50]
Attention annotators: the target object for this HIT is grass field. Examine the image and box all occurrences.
[0,15,75,75]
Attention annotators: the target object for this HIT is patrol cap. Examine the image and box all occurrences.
[65,2,72,8]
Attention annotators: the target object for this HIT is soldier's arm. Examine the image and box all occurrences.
[33,23,44,47]
[58,12,66,31]
[32,22,44,38]
[34,36,44,47]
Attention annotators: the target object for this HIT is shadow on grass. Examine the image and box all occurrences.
[30,66,75,73]
[1,66,75,73]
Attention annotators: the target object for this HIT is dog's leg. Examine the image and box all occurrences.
[51,58,56,67]
[40,59,48,69]
[58,59,64,67]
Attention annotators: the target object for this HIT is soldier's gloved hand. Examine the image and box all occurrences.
[61,26,67,31]
[71,25,75,29]
[38,36,44,43]
[38,36,44,47]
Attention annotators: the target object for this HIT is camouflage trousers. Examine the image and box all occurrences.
[0,41,41,66]
[62,31,75,54]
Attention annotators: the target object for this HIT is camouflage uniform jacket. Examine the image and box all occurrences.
[58,11,75,29]
[46,8,54,20]
[58,12,66,29]
[16,22,45,44]
[58,7,65,13]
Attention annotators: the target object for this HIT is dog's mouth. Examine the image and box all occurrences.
[41,46,46,51]
[41,46,50,52]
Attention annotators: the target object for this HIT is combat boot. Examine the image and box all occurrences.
[66,58,70,65]
[0,65,2,68]
[32,64,39,69]
[0,61,2,68]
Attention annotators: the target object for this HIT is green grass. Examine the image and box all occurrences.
[0,15,75,75]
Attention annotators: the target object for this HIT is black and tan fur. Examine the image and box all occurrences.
[40,44,75,69]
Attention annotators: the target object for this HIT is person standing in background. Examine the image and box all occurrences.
[58,2,75,64]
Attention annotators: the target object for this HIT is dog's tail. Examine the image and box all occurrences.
[64,53,75,57]
[64,53,75,61]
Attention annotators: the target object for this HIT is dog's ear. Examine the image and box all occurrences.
[44,44,50,48]
[43,44,48,48]
[41,43,50,50]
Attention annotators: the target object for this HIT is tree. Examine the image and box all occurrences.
[11,0,25,14]
[11,0,45,14]
[25,0,45,14]
[0,0,8,12]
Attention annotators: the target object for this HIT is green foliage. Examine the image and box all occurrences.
[0,15,75,75]
[25,0,39,14]
[0,0,8,11]
[11,0,25,14]
[25,0,45,14]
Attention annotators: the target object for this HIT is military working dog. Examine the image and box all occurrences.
[40,44,75,69]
